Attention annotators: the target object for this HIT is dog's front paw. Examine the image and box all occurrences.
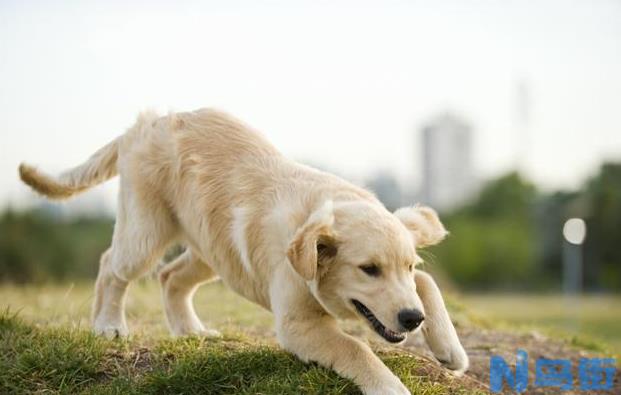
[170,321,222,338]
[199,328,222,338]
[94,324,129,339]
[363,375,411,395]
[435,343,469,376]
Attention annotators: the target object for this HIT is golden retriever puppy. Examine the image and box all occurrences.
[19,109,468,394]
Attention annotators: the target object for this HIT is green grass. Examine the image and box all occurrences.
[0,310,479,394]
[460,293,621,355]
[0,282,485,394]
[0,280,275,337]
[2,281,618,394]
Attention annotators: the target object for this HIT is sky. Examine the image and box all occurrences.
[1,0,620,211]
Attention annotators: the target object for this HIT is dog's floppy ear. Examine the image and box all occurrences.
[287,200,337,281]
[394,205,448,248]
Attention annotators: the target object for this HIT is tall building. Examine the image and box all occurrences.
[421,113,475,212]
[366,171,402,212]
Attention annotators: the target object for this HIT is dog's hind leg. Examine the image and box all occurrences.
[159,248,220,336]
[92,182,177,338]
[92,247,130,338]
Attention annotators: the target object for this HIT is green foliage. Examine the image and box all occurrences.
[583,163,621,290]
[468,172,536,219]
[0,210,113,283]
[431,164,621,291]
[435,217,536,288]
[431,172,539,289]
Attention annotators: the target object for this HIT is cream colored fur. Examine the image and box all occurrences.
[19,108,468,395]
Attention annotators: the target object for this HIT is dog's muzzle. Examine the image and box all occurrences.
[351,299,407,343]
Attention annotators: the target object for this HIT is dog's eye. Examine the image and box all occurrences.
[408,264,413,272]
[360,264,381,277]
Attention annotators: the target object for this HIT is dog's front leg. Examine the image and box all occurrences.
[414,269,469,374]
[274,307,410,395]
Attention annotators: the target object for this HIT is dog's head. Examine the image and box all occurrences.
[287,200,447,343]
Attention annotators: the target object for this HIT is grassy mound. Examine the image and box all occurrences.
[0,311,482,394]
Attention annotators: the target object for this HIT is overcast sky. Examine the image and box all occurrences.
[1,0,620,210]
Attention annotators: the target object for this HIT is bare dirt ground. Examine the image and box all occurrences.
[398,326,620,394]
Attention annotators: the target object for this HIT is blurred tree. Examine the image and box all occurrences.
[469,172,536,218]
[429,172,539,289]
[583,163,621,290]
[535,190,578,285]
[0,209,113,283]
[430,165,621,291]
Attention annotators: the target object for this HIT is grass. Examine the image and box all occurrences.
[460,293,621,355]
[1,281,618,394]
[0,280,274,337]
[0,281,485,394]
[0,310,479,394]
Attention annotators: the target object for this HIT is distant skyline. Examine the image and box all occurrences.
[422,113,476,211]
[1,0,620,211]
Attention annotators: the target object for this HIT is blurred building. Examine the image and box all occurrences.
[366,172,402,212]
[421,113,476,212]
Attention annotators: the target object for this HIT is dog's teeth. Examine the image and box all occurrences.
[353,300,405,342]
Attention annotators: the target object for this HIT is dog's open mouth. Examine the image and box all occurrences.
[352,299,406,343]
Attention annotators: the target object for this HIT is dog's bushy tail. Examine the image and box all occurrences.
[19,137,120,200]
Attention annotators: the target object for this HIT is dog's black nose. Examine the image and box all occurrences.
[398,308,425,331]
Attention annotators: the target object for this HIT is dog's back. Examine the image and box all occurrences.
[18,107,373,308]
